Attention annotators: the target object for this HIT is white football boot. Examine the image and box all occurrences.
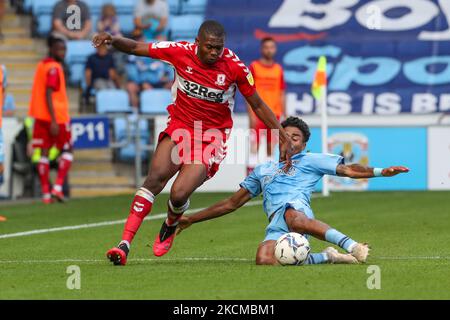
[349,243,370,263]
[323,247,358,264]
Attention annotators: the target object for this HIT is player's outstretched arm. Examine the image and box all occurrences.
[245,92,293,167]
[176,188,252,234]
[336,164,409,179]
[92,32,149,56]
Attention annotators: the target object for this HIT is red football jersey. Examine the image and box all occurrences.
[148,41,256,130]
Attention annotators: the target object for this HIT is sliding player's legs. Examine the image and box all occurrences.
[258,212,351,265]
[107,136,181,265]
[153,163,207,257]
[283,207,368,263]
[255,239,344,266]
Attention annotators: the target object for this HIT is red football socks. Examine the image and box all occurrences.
[37,158,50,195]
[122,187,155,243]
[54,153,73,190]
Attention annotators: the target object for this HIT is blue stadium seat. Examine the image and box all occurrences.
[118,14,135,35]
[65,40,96,65]
[68,63,85,86]
[88,0,107,15]
[168,0,181,15]
[96,89,132,113]
[169,14,203,39]
[36,14,53,37]
[180,0,207,14]
[114,117,149,141]
[23,0,34,13]
[32,0,58,15]
[111,0,136,15]
[114,115,150,162]
[140,89,172,114]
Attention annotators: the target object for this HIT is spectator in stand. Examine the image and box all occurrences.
[97,3,126,75]
[126,48,172,108]
[85,44,120,102]
[97,3,122,37]
[3,93,15,116]
[52,0,92,40]
[0,64,15,117]
[133,0,169,41]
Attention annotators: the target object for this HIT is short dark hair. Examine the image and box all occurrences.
[281,116,311,142]
[261,37,275,46]
[198,20,226,39]
[47,35,66,49]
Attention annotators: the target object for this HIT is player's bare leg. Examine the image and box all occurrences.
[153,163,207,257]
[107,136,180,265]
[37,148,53,204]
[255,241,278,265]
[284,208,369,263]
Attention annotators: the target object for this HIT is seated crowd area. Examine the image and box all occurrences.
[18,0,206,114]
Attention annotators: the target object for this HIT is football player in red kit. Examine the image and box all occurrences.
[93,20,293,265]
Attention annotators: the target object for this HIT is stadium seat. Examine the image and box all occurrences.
[96,89,132,114]
[32,0,58,15]
[65,40,96,64]
[118,14,135,35]
[168,0,181,15]
[180,0,207,15]
[23,0,34,13]
[68,63,85,86]
[113,116,150,162]
[111,0,136,15]
[35,14,53,37]
[31,0,59,36]
[169,14,204,40]
[88,0,107,15]
[140,89,172,114]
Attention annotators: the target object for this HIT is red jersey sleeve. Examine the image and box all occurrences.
[236,63,256,98]
[46,67,60,91]
[148,41,183,64]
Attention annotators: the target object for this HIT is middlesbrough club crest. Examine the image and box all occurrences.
[215,74,226,86]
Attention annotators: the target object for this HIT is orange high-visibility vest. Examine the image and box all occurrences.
[29,58,70,124]
[250,61,285,117]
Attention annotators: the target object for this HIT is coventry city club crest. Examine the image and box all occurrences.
[328,132,369,191]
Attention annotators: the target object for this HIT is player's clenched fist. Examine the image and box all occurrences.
[92,32,112,48]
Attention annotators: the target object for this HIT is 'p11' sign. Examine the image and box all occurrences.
[71,117,110,149]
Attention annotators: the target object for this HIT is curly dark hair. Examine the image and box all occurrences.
[281,116,311,142]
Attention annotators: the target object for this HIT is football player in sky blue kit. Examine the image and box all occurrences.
[175,117,409,265]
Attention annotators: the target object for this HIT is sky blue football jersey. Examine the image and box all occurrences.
[240,151,344,219]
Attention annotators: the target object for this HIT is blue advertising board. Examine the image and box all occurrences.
[305,127,428,191]
[207,0,450,114]
[71,116,110,149]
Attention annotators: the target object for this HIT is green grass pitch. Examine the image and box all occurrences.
[0,191,449,299]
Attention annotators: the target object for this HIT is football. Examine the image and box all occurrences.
[274,233,311,265]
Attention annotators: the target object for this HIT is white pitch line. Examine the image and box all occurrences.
[0,256,449,265]
[377,256,450,260]
[0,257,254,264]
[0,200,263,240]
